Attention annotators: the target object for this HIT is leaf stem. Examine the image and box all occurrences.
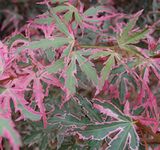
[77,44,117,49]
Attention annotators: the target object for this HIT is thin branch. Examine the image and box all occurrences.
[77,44,117,49]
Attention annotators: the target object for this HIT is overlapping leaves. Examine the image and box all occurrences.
[117,10,148,57]
[49,95,139,150]
[0,117,22,150]
[0,1,159,150]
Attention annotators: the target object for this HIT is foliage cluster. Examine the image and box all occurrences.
[0,0,160,149]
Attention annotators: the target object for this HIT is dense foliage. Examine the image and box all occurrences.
[0,0,160,149]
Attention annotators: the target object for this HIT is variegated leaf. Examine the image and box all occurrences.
[47,58,64,74]
[76,52,98,86]
[65,56,77,95]
[0,117,22,150]
[100,55,115,89]
[93,100,130,121]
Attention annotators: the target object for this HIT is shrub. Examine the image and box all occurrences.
[0,0,160,149]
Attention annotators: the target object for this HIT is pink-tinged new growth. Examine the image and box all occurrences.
[0,0,160,149]
[33,77,47,128]
[0,115,22,150]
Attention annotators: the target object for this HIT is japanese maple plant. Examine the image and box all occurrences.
[0,0,160,149]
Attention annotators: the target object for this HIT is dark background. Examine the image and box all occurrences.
[0,0,159,39]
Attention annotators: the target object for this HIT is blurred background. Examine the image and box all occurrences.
[0,0,159,39]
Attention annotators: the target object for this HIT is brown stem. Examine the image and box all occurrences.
[138,124,149,150]
[135,120,160,145]
[77,44,117,49]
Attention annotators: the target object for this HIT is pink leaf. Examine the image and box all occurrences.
[0,115,22,150]
[124,101,130,116]
[93,103,119,119]
[33,77,47,128]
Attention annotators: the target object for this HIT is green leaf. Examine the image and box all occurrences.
[27,38,68,49]
[108,125,139,150]
[74,12,82,24]
[89,51,111,60]
[9,90,41,121]
[117,10,149,56]
[0,117,22,149]
[129,127,140,149]
[47,58,64,73]
[0,86,6,94]
[35,17,53,25]
[84,6,107,23]
[24,131,42,144]
[119,28,148,46]
[76,118,139,150]
[93,100,130,121]
[76,50,91,56]
[52,13,70,36]
[76,53,98,86]
[64,11,73,23]
[49,97,139,150]
[119,78,126,102]
[118,10,143,45]
[122,73,137,90]
[75,95,102,122]
[111,61,135,74]
[17,103,41,121]
[88,140,102,150]
[7,34,28,48]
[49,113,89,126]
[45,48,55,62]
[100,55,115,88]
[63,97,86,116]
[52,5,68,13]
[61,44,73,57]
[40,135,48,150]
[51,0,68,3]
[133,106,144,115]
[123,45,145,57]
[56,133,65,150]
[17,37,69,53]
[76,121,128,139]
[65,57,77,95]
[84,6,105,16]
[110,76,119,84]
